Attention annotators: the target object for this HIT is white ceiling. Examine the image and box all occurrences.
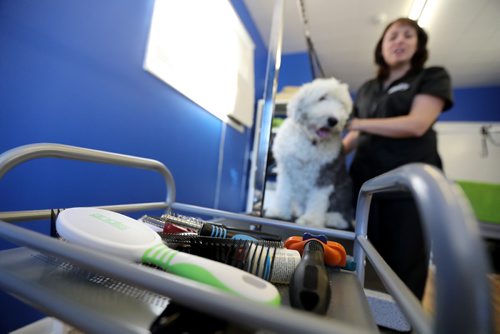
[243,0,500,91]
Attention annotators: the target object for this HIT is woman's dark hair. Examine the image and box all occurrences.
[374,18,428,80]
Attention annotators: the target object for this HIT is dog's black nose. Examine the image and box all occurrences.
[327,117,338,127]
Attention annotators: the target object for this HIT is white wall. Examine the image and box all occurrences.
[436,122,500,184]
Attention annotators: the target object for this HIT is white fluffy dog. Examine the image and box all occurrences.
[265,78,353,229]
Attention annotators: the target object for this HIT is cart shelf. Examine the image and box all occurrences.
[0,143,493,333]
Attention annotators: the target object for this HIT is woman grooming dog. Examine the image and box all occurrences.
[343,18,453,299]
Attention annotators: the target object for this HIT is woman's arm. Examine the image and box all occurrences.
[348,94,445,138]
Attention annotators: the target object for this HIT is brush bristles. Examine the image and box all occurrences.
[161,213,204,231]
[159,234,300,284]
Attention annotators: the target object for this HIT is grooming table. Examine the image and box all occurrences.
[0,143,493,333]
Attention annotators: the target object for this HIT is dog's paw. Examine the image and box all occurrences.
[296,214,325,228]
[325,212,351,230]
[264,207,292,221]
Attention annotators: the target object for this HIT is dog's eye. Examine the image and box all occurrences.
[318,94,328,101]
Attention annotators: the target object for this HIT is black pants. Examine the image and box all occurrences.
[367,194,429,300]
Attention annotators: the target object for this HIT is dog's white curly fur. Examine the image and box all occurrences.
[266,77,353,229]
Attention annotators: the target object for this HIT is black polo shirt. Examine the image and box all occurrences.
[350,66,454,186]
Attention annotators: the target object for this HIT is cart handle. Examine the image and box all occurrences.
[0,143,175,220]
[353,163,492,334]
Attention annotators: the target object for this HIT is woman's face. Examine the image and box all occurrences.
[381,22,418,69]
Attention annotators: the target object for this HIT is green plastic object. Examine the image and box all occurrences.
[456,180,500,224]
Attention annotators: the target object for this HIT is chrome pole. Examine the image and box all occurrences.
[252,0,285,216]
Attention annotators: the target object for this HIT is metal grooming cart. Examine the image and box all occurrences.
[0,143,493,333]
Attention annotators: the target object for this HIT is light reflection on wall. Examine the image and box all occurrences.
[144,0,255,129]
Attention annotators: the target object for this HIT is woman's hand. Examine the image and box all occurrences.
[342,130,360,153]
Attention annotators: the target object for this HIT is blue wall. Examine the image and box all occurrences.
[0,0,267,331]
[440,86,500,121]
[277,52,313,91]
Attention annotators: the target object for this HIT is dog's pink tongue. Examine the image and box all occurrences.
[316,128,330,138]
